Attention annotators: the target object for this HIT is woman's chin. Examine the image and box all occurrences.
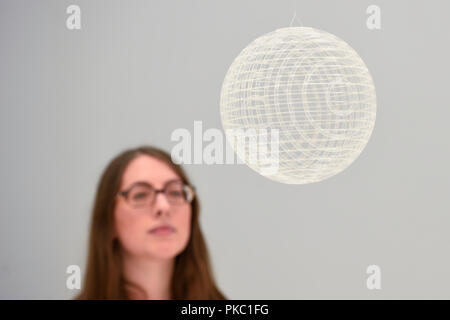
[147,246,181,260]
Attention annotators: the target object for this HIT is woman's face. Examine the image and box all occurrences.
[114,155,192,260]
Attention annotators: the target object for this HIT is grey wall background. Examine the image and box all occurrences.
[1,0,449,299]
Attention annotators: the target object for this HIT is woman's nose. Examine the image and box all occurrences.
[152,191,171,215]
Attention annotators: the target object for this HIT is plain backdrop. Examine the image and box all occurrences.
[1,0,449,299]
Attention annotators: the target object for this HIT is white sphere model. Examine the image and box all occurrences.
[220,27,377,184]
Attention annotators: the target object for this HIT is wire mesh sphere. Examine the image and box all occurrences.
[220,27,377,184]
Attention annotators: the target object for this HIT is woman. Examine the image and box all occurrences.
[75,145,226,299]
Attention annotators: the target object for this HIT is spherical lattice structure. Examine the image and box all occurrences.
[220,27,377,184]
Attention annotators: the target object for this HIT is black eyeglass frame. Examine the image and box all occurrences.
[116,179,196,207]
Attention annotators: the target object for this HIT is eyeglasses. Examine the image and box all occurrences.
[116,179,195,208]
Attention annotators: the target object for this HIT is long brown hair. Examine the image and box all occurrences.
[75,145,226,299]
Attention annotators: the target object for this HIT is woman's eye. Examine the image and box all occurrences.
[169,190,183,197]
[133,192,148,199]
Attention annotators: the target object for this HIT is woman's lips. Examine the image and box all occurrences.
[149,226,175,235]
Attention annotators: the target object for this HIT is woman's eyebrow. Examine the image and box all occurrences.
[126,178,182,190]
[126,181,153,189]
[163,178,182,186]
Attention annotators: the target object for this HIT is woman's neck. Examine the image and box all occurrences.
[121,251,175,300]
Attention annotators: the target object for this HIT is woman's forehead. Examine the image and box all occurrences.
[121,155,180,188]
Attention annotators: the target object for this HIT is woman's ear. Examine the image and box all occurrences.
[111,205,119,240]
[112,226,118,240]
[111,220,118,240]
